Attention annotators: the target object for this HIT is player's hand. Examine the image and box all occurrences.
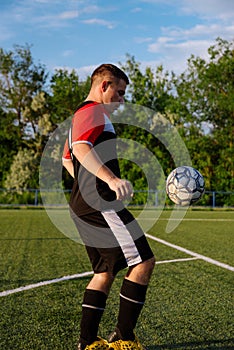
[107,177,134,201]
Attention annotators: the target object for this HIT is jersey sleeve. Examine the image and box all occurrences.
[71,104,104,147]
[62,138,71,161]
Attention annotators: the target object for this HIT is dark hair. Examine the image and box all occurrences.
[91,63,129,85]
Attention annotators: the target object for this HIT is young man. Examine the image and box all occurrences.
[62,64,155,350]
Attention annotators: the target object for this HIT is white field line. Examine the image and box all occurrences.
[146,233,234,272]
[0,257,199,298]
[1,233,233,297]
[156,257,199,264]
[0,271,94,297]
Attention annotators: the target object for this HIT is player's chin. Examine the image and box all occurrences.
[109,102,121,112]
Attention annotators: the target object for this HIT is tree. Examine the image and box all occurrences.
[173,38,234,195]
[3,91,55,191]
[1,39,233,206]
[118,55,183,190]
[49,69,91,124]
[121,54,175,113]
[0,44,48,186]
[4,149,38,190]
[173,38,234,129]
[0,44,48,139]
[0,108,22,187]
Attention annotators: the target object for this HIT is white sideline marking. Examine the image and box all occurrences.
[146,234,234,272]
[0,257,198,297]
[156,257,199,264]
[0,271,93,297]
[1,235,233,297]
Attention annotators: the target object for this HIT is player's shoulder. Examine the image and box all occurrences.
[74,101,104,115]
[75,100,97,112]
[73,101,105,122]
[72,101,108,135]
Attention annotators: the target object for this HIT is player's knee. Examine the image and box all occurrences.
[88,272,115,294]
[145,256,156,274]
[126,256,155,284]
[98,272,115,285]
[139,257,155,281]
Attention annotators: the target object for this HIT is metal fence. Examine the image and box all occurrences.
[0,188,233,208]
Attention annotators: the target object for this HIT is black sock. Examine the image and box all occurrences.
[116,279,148,340]
[79,289,107,346]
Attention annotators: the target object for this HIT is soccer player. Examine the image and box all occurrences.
[62,64,155,350]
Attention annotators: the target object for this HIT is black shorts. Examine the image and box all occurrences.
[70,207,154,276]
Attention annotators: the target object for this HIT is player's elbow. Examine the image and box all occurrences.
[62,158,67,167]
[62,158,74,177]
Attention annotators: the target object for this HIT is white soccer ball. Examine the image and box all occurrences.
[166,166,205,206]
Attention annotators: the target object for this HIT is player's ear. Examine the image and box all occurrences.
[101,80,110,92]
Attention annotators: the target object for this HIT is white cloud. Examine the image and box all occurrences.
[53,64,95,80]
[59,11,79,19]
[140,0,234,21]
[82,18,116,29]
[31,14,73,28]
[76,65,96,79]
[147,17,234,74]
[147,36,214,74]
[180,0,234,20]
[78,3,118,15]
[149,37,211,55]
[161,23,234,40]
[2,0,79,29]
[0,0,118,43]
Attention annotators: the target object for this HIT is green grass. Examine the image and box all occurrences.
[0,209,233,349]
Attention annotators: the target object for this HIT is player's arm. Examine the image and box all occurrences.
[72,143,133,200]
[62,138,75,178]
[62,159,74,178]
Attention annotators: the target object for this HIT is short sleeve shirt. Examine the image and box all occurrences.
[63,101,121,216]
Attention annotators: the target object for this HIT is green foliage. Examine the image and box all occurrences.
[0,44,48,132]
[0,39,233,205]
[172,38,234,193]
[173,37,234,129]
[0,44,49,188]
[49,68,91,124]
[4,149,39,190]
[118,38,233,201]
[121,54,175,113]
[0,108,21,186]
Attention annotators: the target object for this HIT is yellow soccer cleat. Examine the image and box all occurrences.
[108,331,146,350]
[109,337,146,350]
[77,336,110,350]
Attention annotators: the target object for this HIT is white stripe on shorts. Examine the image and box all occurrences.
[101,209,142,266]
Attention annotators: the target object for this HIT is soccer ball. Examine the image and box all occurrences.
[166,166,205,206]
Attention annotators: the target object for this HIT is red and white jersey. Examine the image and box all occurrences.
[63,101,115,160]
[63,101,121,216]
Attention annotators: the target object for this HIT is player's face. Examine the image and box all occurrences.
[103,78,127,112]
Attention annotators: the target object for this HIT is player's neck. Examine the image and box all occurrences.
[85,89,102,104]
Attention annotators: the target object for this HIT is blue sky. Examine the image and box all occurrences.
[0,0,233,79]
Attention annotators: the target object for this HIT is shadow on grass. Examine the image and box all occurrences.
[147,338,234,350]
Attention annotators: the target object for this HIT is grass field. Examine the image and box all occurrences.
[0,209,233,349]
